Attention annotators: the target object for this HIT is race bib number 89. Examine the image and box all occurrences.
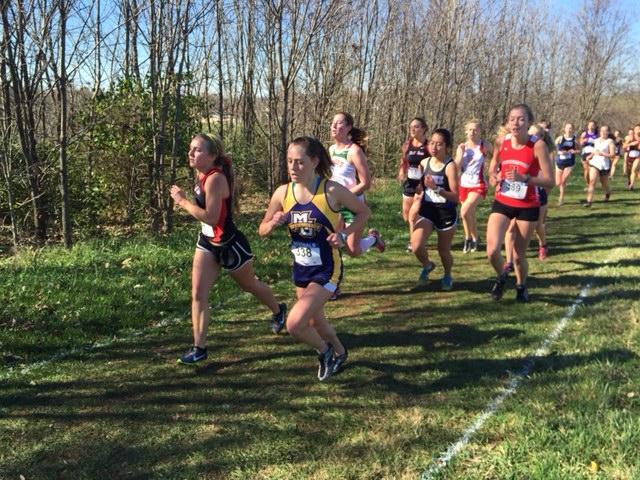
[291,243,322,266]
[500,179,528,200]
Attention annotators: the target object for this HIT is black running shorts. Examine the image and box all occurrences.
[196,231,255,271]
[491,200,539,222]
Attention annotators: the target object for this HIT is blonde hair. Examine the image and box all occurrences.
[528,125,555,151]
[465,119,482,131]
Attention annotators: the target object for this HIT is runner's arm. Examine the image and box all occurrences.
[258,185,288,237]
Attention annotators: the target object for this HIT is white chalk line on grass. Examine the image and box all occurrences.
[420,259,622,480]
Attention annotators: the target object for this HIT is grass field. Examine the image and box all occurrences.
[1,174,639,479]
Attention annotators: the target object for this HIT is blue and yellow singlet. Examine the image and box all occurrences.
[283,177,343,290]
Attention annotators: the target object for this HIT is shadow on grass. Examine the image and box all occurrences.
[2,346,636,479]
[346,347,638,397]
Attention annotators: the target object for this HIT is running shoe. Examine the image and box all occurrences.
[557,198,564,206]
[441,274,453,291]
[332,346,348,374]
[270,303,287,335]
[416,261,436,287]
[515,284,529,302]
[369,229,386,253]
[538,246,548,261]
[462,238,470,253]
[329,287,341,301]
[604,192,611,201]
[317,344,335,381]
[469,239,479,252]
[490,272,508,301]
[177,346,208,365]
[583,202,592,208]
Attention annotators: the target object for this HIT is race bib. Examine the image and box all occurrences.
[589,155,609,170]
[201,222,214,237]
[582,146,594,155]
[558,152,572,160]
[407,167,422,180]
[424,188,446,203]
[500,179,528,200]
[629,150,640,159]
[461,170,479,188]
[291,242,322,266]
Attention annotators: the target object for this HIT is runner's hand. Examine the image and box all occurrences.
[271,211,288,227]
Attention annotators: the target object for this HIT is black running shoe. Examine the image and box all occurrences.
[491,273,507,301]
[332,346,348,374]
[317,344,335,381]
[177,346,208,365]
[515,284,529,302]
[270,303,287,334]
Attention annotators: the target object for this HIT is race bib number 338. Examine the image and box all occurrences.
[291,242,322,266]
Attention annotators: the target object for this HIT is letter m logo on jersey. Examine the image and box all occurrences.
[290,210,316,238]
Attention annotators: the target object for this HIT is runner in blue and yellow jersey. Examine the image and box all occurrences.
[260,136,370,381]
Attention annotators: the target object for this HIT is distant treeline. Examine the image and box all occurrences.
[0,0,636,249]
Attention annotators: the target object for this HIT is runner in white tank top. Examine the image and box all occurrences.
[584,125,613,207]
[328,112,385,299]
[454,120,492,254]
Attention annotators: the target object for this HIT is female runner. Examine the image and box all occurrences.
[260,136,370,381]
[455,120,491,253]
[584,125,614,207]
[554,122,579,206]
[410,128,459,290]
[486,104,554,302]
[170,134,286,365]
[398,117,429,251]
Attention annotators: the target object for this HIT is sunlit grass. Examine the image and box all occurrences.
[1,175,639,479]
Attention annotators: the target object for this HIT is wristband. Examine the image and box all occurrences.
[337,231,347,246]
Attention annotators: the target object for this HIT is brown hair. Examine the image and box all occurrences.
[289,136,332,179]
[193,133,237,210]
[401,117,429,162]
[337,112,368,153]
[509,103,535,123]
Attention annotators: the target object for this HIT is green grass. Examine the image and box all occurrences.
[1,175,639,479]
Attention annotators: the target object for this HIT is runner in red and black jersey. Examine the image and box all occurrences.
[398,117,429,252]
[486,104,554,302]
[170,134,286,365]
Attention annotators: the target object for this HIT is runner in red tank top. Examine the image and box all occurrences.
[486,104,554,302]
[170,134,286,365]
